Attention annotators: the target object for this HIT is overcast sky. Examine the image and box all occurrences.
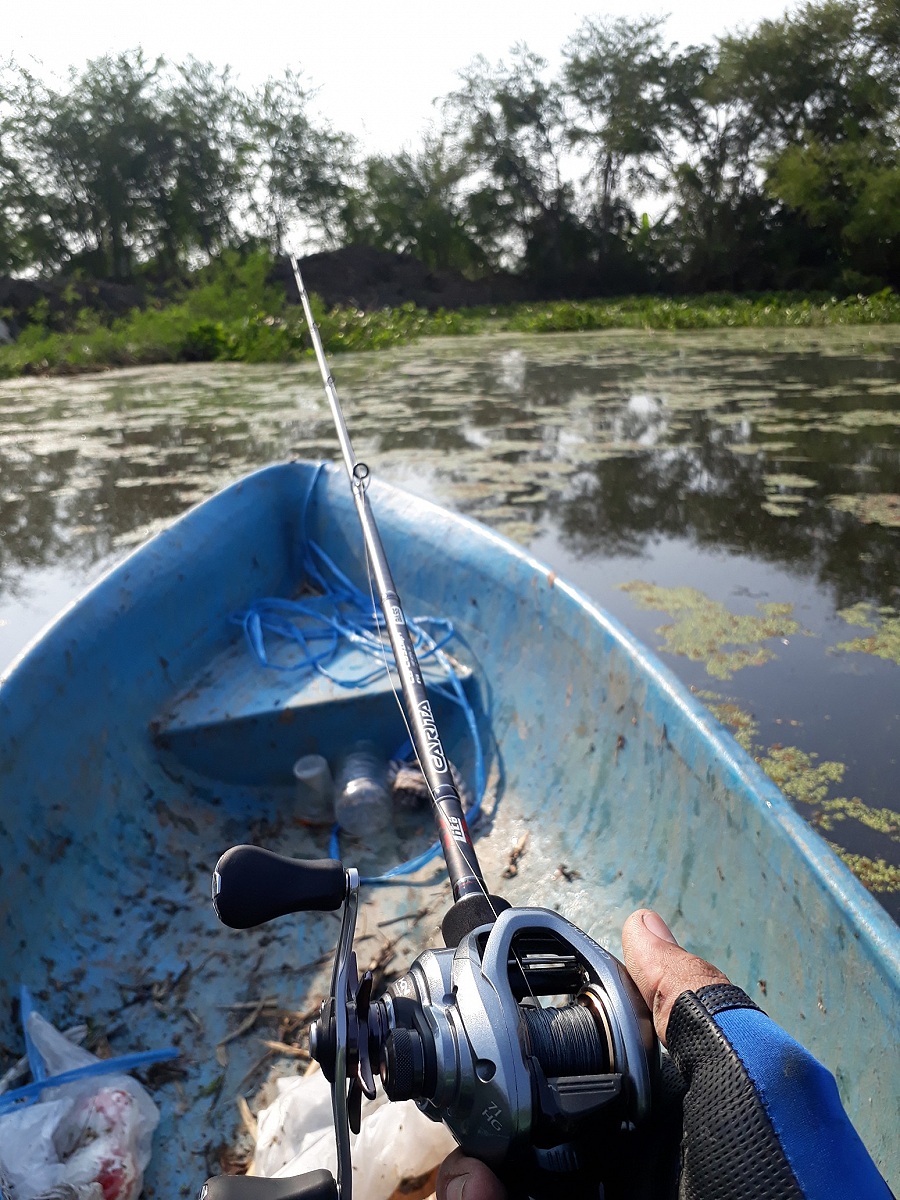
[7,0,797,154]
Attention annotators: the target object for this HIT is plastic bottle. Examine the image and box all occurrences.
[333,741,392,835]
[292,754,334,821]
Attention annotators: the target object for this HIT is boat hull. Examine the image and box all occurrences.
[1,461,898,1191]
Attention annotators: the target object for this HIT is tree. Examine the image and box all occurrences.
[244,71,357,253]
[443,47,585,283]
[0,52,248,279]
[563,17,675,234]
[715,0,900,286]
[342,135,491,274]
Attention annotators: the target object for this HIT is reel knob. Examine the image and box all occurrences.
[211,845,346,928]
[200,1169,337,1200]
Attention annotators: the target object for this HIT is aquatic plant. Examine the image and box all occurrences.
[834,604,900,667]
[619,582,800,679]
[827,493,900,528]
[2,280,900,379]
[707,696,899,895]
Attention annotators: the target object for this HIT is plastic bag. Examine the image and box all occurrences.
[253,1070,456,1200]
[0,1009,161,1200]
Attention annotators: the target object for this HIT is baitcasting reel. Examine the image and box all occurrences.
[201,844,658,1200]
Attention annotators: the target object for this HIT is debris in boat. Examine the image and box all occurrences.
[502,833,529,879]
[388,758,472,811]
[0,992,176,1200]
[377,906,432,929]
[218,996,275,1048]
[250,1068,456,1199]
[237,1093,258,1141]
[258,1039,309,1059]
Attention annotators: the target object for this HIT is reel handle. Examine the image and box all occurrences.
[200,1169,337,1200]
[212,845,346,928]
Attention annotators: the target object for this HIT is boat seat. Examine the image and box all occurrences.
[152,624,475,788]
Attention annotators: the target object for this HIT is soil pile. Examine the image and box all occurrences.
[279,246,527,311]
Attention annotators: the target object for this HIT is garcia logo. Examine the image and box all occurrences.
[417,700,447,772]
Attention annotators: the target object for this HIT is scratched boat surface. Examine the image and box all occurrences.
[1,461,898,1192]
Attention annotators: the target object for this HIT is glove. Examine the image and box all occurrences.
[667,981,894,1200]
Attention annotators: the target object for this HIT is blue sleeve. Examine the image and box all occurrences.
[666,984,894,1200]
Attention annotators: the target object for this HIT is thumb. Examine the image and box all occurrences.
[437,1150,506,1200]
[622,909,729,1046]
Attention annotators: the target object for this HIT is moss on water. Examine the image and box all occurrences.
[834,603,900,666]
[828,849,900,893]
[757,745,846,806]
[619,582,800,679]
[705,700,760,752]
[702,695,899,894]
[827,493,900,528]
[817,798,900,841]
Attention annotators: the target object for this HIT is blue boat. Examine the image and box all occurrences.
[1,461,898,1194]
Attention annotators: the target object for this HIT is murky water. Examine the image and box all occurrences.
[2,327,898,917]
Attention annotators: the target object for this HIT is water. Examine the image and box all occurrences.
[1,327,898,918]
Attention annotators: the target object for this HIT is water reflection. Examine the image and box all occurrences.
[1,329,898,914]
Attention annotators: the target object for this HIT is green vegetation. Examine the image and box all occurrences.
[706,696,900,895]
[619,582,801,679]
[2,0,900,294]
[3,260,899,378]
[501,291,900,332]
[0,253,473,377]
[834,604,900,666]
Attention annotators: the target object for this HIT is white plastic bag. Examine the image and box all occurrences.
[253,1070,456,1200]
[0,1011,160,1200]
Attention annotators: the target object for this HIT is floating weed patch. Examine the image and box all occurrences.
[762,498,805,518]
[704,699,760,752]
[827,493,900,528]
[619,582,801,679]
[756,745,845,806]
[833,605,900,666]
[699,696,900,895]
[828,849,900,893]
[762,473,817,518]
[763,473,818,490]
[816,798,900,841]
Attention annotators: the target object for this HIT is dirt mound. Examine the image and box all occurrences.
[278,246,526,312]
[0,276,146,334]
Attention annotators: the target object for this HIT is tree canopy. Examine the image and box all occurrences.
[1,0,897,294]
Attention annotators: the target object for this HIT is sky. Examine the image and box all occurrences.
[6,0,797,155]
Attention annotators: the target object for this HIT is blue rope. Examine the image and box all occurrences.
[235,466,487,885]
[1,987,180,1115]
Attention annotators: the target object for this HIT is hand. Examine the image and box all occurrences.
[435,909,723,1200]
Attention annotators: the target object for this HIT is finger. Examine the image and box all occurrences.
[622,909,729,1046]
[437,1150,507,1200]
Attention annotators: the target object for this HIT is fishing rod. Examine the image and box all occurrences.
[287,255,499,931]
[201,260,660,1200]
